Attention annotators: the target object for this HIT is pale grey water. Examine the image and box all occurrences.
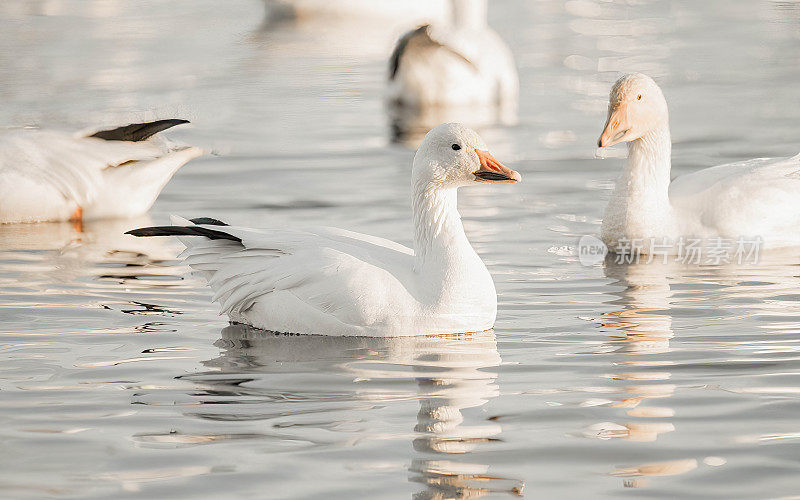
[2,1,800,498]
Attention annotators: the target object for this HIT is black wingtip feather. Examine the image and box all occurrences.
[89,119,190,142]
[125,225,241,243]
[190,217,229,226]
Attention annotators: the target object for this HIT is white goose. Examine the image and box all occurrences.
[0,119,201,224]
[597,73,800,253]
[128,123,520,337]
[387,0,518,109]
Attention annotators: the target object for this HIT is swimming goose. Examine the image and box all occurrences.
[387,0,518,109]
[0,119,202,224]
[127,123,520,337]
[597,73,800,253]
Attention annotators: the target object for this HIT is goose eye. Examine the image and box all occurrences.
[637,94,642,100]
[451,144,461,151]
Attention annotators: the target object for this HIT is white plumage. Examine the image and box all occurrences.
[176,222,443,336]
[597,73,800,252]
[129,123,521,337]
[0,120,201,224]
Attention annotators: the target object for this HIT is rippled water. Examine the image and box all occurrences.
[2,0,800,497]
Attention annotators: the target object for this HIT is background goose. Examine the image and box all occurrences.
[127,123,521,337]
[387,0,518,109]
[0,119,201,224]
[597,73,800,253]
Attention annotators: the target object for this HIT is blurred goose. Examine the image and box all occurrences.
[387,0,518,109]
[0,119,201,224]
[597,73,800,252]
[127,123,520,337]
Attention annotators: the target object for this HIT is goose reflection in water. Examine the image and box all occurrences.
[588,253,800,488]
[594,258,689,488]
[0,216,180,290]
[388,104,517,150]
[186,326,523,498]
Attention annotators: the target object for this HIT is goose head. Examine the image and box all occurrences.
[413,123,521,188]
[598,73,669,148]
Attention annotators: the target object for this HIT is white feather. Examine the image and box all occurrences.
[0,128,202,223]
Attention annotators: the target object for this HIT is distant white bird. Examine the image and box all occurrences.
[128,123,521,337]
[0,119,202,224]
[387,0,518,109]
[597,73,800,252]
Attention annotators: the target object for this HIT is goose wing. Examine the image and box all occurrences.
[129,218,416,323]
[669,154,800,236]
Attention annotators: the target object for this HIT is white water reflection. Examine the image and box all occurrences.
[594,259,681,487]
[0,216,180,289]
[176,327,524,498]
[0,216,171,254]
[388,101,518,149]
[586,255,800,489]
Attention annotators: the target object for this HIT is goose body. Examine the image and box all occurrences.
[128,123,521,337]
[597,73,800,253]
[387,0,518,109]
[0,119,201,224]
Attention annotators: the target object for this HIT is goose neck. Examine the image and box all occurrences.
[622,122,673,204]
[412,180,471,271]
[451,0,487,30]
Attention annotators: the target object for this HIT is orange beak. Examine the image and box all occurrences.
[473,149,521,183]
[598,103,632,148]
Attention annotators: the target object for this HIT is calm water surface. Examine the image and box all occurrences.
[2,1,800,498]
